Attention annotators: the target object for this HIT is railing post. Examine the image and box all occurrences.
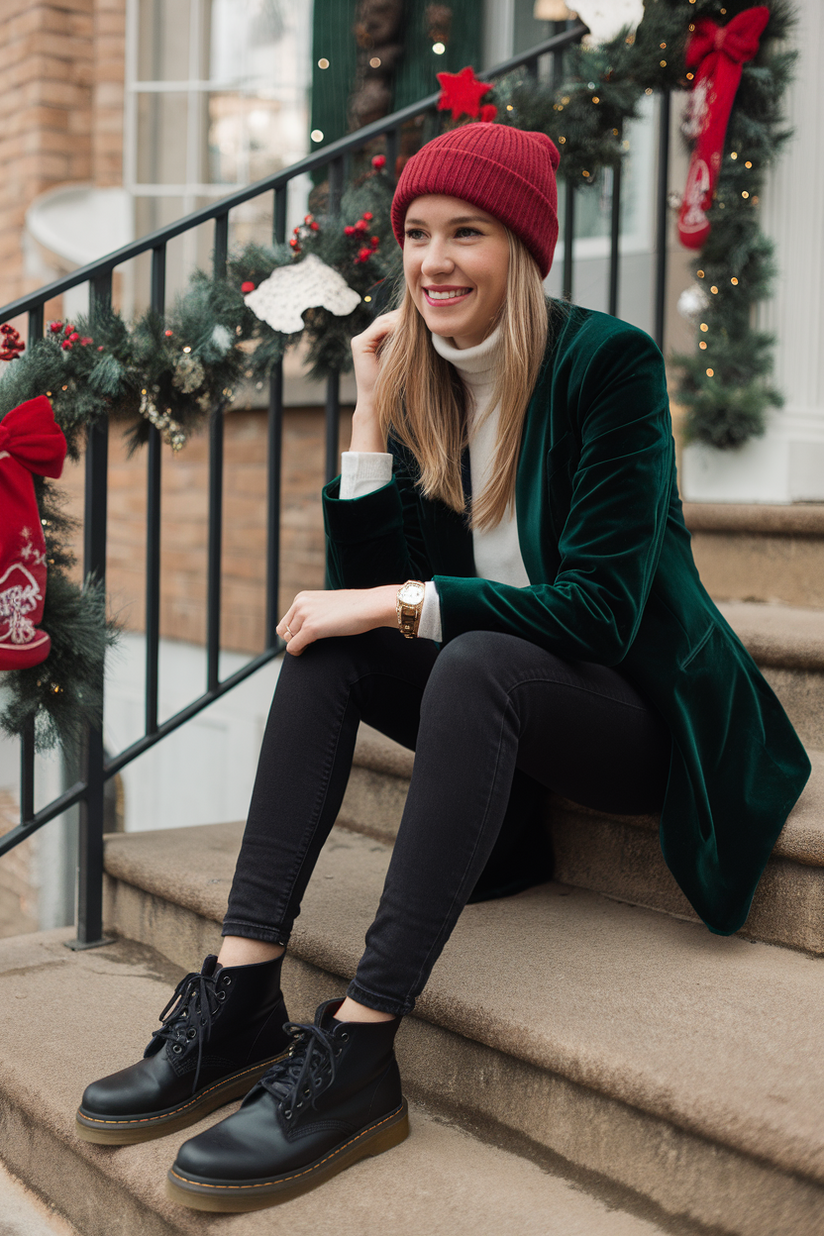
[206,404,224,693]
[654,90,671,350]
[20,716,35,826]
[562,179,576,302]
[608,153,623,318]
[325,371,340,486]
[71,274,111,948]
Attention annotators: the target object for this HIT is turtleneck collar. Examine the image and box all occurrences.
[430,324,502,387]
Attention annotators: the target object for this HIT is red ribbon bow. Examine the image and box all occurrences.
[0,396,67,478]
[678,6,770,250]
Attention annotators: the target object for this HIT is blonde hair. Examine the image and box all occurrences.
[374,231,549,530]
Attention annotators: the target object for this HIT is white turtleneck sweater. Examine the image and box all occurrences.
[339,325,529,641]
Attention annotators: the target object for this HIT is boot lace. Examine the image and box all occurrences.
[147,968,225,1093]
[259,1021,349,1120]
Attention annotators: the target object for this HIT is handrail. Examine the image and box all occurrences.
[0,23,588,324]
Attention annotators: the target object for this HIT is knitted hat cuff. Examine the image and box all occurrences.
[391,125,560,278]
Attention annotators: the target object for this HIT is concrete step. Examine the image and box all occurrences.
[684,502,824,610]
[715,600,824,751]
[341,728,824,953]
[101,822,824,1236]
[0,929,673,1236]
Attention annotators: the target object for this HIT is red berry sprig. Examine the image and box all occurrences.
[47,320,93,351]
[289,213,321,255]
[347,212,380,264]
[0,323,24,361]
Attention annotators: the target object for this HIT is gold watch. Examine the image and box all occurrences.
[396,580,426,639]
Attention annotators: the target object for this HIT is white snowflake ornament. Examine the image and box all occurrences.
[678,283,710,321]
[244,254,362,335]
[568,0,645,45]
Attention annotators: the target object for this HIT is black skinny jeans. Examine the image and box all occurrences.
[223,628,672,1017]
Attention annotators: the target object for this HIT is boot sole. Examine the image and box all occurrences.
[165,1098,410,1211]
[75,1053,289,1145]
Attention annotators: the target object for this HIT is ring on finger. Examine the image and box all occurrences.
[284,625,293,639]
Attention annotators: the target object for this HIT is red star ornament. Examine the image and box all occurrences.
[436,66,493,120]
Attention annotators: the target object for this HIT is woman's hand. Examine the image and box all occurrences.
[349,310,400,453]
[277,585,400,656]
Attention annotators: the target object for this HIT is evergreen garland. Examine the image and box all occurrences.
[491,0,796,447]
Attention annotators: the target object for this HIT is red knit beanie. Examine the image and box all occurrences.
[391,124,561,279]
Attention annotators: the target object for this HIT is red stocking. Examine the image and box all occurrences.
[0,397,67,670]
[678,6,769,250]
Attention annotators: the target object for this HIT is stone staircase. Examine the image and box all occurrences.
[1,516,823,1235]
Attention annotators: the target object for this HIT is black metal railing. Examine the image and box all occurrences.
[0,22,673,948]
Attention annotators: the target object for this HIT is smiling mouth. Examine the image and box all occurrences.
[423,287,472,303]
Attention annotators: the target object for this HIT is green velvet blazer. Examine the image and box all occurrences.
[323,301,811,936]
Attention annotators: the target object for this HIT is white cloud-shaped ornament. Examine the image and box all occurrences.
[243,253,362,335]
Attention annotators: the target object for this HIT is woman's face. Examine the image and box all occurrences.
[402,194,510,350]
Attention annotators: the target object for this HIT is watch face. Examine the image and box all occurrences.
[399,582,425,605]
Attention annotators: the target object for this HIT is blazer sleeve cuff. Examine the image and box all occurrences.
[323,474,405,545]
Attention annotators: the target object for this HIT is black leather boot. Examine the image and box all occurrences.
[165,998,409,1212]
[76,953,290,1145]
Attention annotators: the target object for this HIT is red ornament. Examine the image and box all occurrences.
[678,6,769,249]
[371,236,380,246]
[0,397,67,670]
[49,321,63,334]
[356,246,372,263]
[64,324,75,334]
[164,328,174,336]
[241,281,255,293]
[344,225,356,236]
[289,238,300,248]
[480,103,498,123]
[363,212,373,221]
[68,332,80,342]
[354,219,368,232]
[310,221,320,231]
[436,66,493,120]
[80,336,93,346]
[97,345,104,351]
[61,340,72,350]
[371,155,386,170]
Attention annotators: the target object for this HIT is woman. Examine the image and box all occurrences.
[76,123,810,1211]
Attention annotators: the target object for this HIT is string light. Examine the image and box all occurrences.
[310,129,324,142]
[182,345,192,353]
[645,88,653,95]
[730,152,738,159]
[364,295,372,303]
[699,341,708,350]
[710,285,718,294]
[432,42,445,54]
[745,161,753,168]
[369,57,381,68]
[686,72,694,81]
[731,277,739,285]
[559,136,566,144]
[706,368,714,377]
[697,270,705,278]
[317,58,329,69]
[700,323,709,332]
[660,60,667,68]
[592,96,600,104]
[506,104,513,111]
[742,191,749,199]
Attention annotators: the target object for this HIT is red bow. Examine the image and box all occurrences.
[678,6,769,250]
[686,7,770,72]
[0,396,67,478]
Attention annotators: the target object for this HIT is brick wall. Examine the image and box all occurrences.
[58,405,354,654]
[0,0,125,310]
